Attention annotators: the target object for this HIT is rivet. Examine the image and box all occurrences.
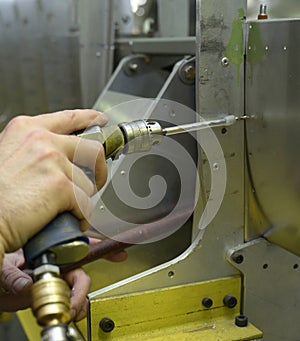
[221,57,229,67]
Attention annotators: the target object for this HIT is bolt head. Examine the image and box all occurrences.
[235,314,248,327]
[99,317,115,333]
[223,295,238,308]
[183,65,195,81]
[232,253,244,264]
[202,297,213,308]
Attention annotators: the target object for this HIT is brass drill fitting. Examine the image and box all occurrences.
[31,265,71,326]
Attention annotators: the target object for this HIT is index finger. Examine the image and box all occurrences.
[33,109,108,134]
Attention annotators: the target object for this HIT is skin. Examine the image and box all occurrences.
[0,109,108,267]
[0,109,127,319]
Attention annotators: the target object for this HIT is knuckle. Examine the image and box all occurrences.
[27,128,48,142]
[36,147,63,165]
[62,110,76,121]
[53,173,71,192]
[6,115,30,130]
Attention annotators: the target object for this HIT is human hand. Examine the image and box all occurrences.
[0,110,108,267]
[0,249,90,321]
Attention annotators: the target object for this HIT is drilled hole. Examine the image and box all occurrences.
[168,271,175,278]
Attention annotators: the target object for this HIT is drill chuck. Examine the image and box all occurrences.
[118,119,164,154]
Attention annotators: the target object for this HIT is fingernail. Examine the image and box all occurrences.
[13,277,32,293]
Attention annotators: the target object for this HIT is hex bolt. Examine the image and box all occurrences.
[99,317,115,333]
[202,297,213,308]
[235,314,248,327]
[223,295,238,308]
[183,65,195,81]
[232,253,244,264]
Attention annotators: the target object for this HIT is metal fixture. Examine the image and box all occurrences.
[99,317,115,333]
[221,57,230,67]
[258,4,268,20]
[232,253,244,264]
[223,295,238,308]
[235,315,249,327]
[202,297,213,308]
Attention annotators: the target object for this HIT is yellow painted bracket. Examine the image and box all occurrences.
[82,276,262,340]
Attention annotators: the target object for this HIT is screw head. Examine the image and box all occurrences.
[183,65,195,81]
[223,295,238,308]
[99,317,115,333]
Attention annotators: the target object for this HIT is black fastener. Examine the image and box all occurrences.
[232,253,244,264]
[202,297,213,308]
[235,314,248,327]
[99,317,115,333]
[223,295,238,308]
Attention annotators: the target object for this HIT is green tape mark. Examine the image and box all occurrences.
[225,8,245,85]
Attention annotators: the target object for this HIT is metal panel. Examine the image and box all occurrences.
[0,0,81,123]
[157,0,190,37]
[0,0,115,124]
[228,238,300,341]
[87,277,262,340]
[115,37,196,56]
[245,20,300,256]
[78,0,115,107]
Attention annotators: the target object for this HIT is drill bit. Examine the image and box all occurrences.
[162,115,236,136]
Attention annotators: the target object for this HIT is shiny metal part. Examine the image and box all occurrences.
[119,119,163,154]
[41,324,79,341]
[228,239,300,341]
[31,266,71,327]
[162,115,236,136]
[245,20,300,256]
[80,115,236,159]
[259,4,267,16]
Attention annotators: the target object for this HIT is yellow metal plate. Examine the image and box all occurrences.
[86,276,262,340]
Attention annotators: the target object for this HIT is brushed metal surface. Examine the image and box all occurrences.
[0,0,81,123]
[245,19,300,256]
[0,0,114,126]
